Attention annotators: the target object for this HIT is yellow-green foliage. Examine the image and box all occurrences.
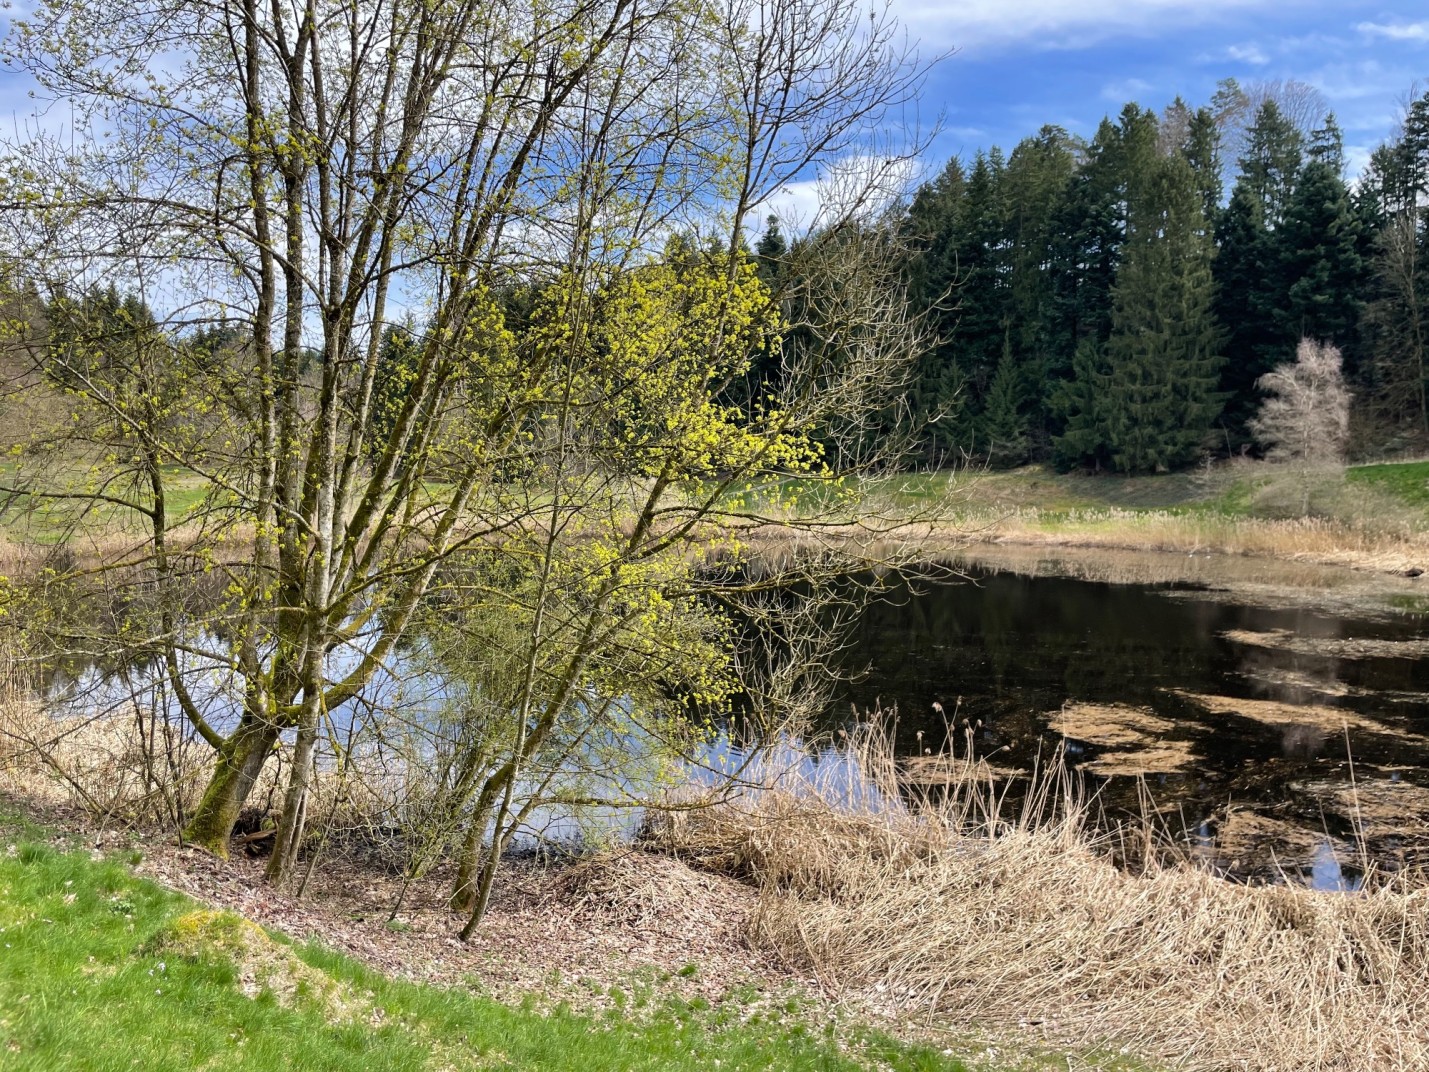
[593,246,818,479]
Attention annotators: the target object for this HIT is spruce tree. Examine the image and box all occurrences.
[1050,338,1111,470]
[902,158,967,458]
[1215,101,1305,446]
[754,215,788,285]
[1183,106,1223,225]
[1276,155,1363,359]
[1238,100,1303,228]
[1361,91,1429,436]
[982,334,1030,467]
[951,149,1011,405]
[1045,107,1157,439]
[1101,153,1225,472]
[1003,125,1077,443]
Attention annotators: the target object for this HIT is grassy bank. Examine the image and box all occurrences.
[0,806,984,1072]
[6,459,1427,580]
[860,459,1429,574]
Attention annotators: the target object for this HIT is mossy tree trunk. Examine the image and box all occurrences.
[182,714,282,856]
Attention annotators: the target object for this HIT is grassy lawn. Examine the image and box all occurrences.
[0,461,217,544]
[0,817,980,1072]
[1346,458,1429,508]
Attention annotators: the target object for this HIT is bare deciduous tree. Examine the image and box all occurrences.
[1250,338,1351,464]
[1249,338,1351,514]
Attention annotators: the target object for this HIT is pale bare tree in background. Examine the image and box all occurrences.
[1249,338,1352,514]
[1212,77,1330,165]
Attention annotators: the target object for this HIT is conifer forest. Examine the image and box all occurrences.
[812,79,1429,473]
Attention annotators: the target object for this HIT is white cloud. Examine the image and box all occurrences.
[1100,78,1152,102]
[1305,59,1411,104]
[1356,21,1429,42]
[896,0,1276,52]
[1226,43,1269,65]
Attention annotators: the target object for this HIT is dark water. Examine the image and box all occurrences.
[828,563,1429,887]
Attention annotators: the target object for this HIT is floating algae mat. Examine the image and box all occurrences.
[1046,703,1195,775]
[822,553,1429,884]
[1222,628,1429,660]
[1047,702,1176,746]
[1172,691,1424,742]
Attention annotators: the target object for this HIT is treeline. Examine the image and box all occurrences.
[855,79,1429,472]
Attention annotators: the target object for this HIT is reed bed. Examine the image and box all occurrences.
[648,732,1429,1071]
[966,506,1429,571]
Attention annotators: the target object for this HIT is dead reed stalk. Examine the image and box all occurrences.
[647,730,1429,1071]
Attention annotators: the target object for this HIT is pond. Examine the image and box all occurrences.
[43,545,1429,887]
[829,546,1429,889]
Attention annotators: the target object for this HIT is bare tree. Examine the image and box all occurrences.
[1212,77,1329,166]
[1249,338,1351,513]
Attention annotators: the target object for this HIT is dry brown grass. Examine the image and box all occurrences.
[1174,690,1424,743]
[647,739,1429,1071]
[0,677,214,826]
[953,506,1429,576]
[1223,628,1429,660]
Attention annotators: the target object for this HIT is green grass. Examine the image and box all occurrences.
[1346,459,1429,508]
[0,822,979,1072]
[0,460,218,544]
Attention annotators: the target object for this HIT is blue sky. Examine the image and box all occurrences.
[901,0,1427,179]
[0,1,1424,206]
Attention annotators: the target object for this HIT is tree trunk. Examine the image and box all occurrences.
[182,715,281,855]
[266,710,318,883]
[450,788,498,912]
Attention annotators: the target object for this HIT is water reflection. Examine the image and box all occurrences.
[826,559,1429,880]
[43,551,1429,885]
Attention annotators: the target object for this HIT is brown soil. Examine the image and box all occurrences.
[10,795,803,1011]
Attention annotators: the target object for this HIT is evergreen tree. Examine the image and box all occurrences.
[1214,102,1305,446]
[950,149,1011,406]
[1003,125,1078,443]
[1100,153,1225,472]
[981,334,1030,467]
[902,157,968,459]
[1045,107,1157,430]
[1361,92,1429,437]
[1238,100,1303,229]
[1308,114,1346,174]
[1050,337,1110,470]
[754,215,788,285]
[1276,156,1363,358]
[1183,106,1224,224]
